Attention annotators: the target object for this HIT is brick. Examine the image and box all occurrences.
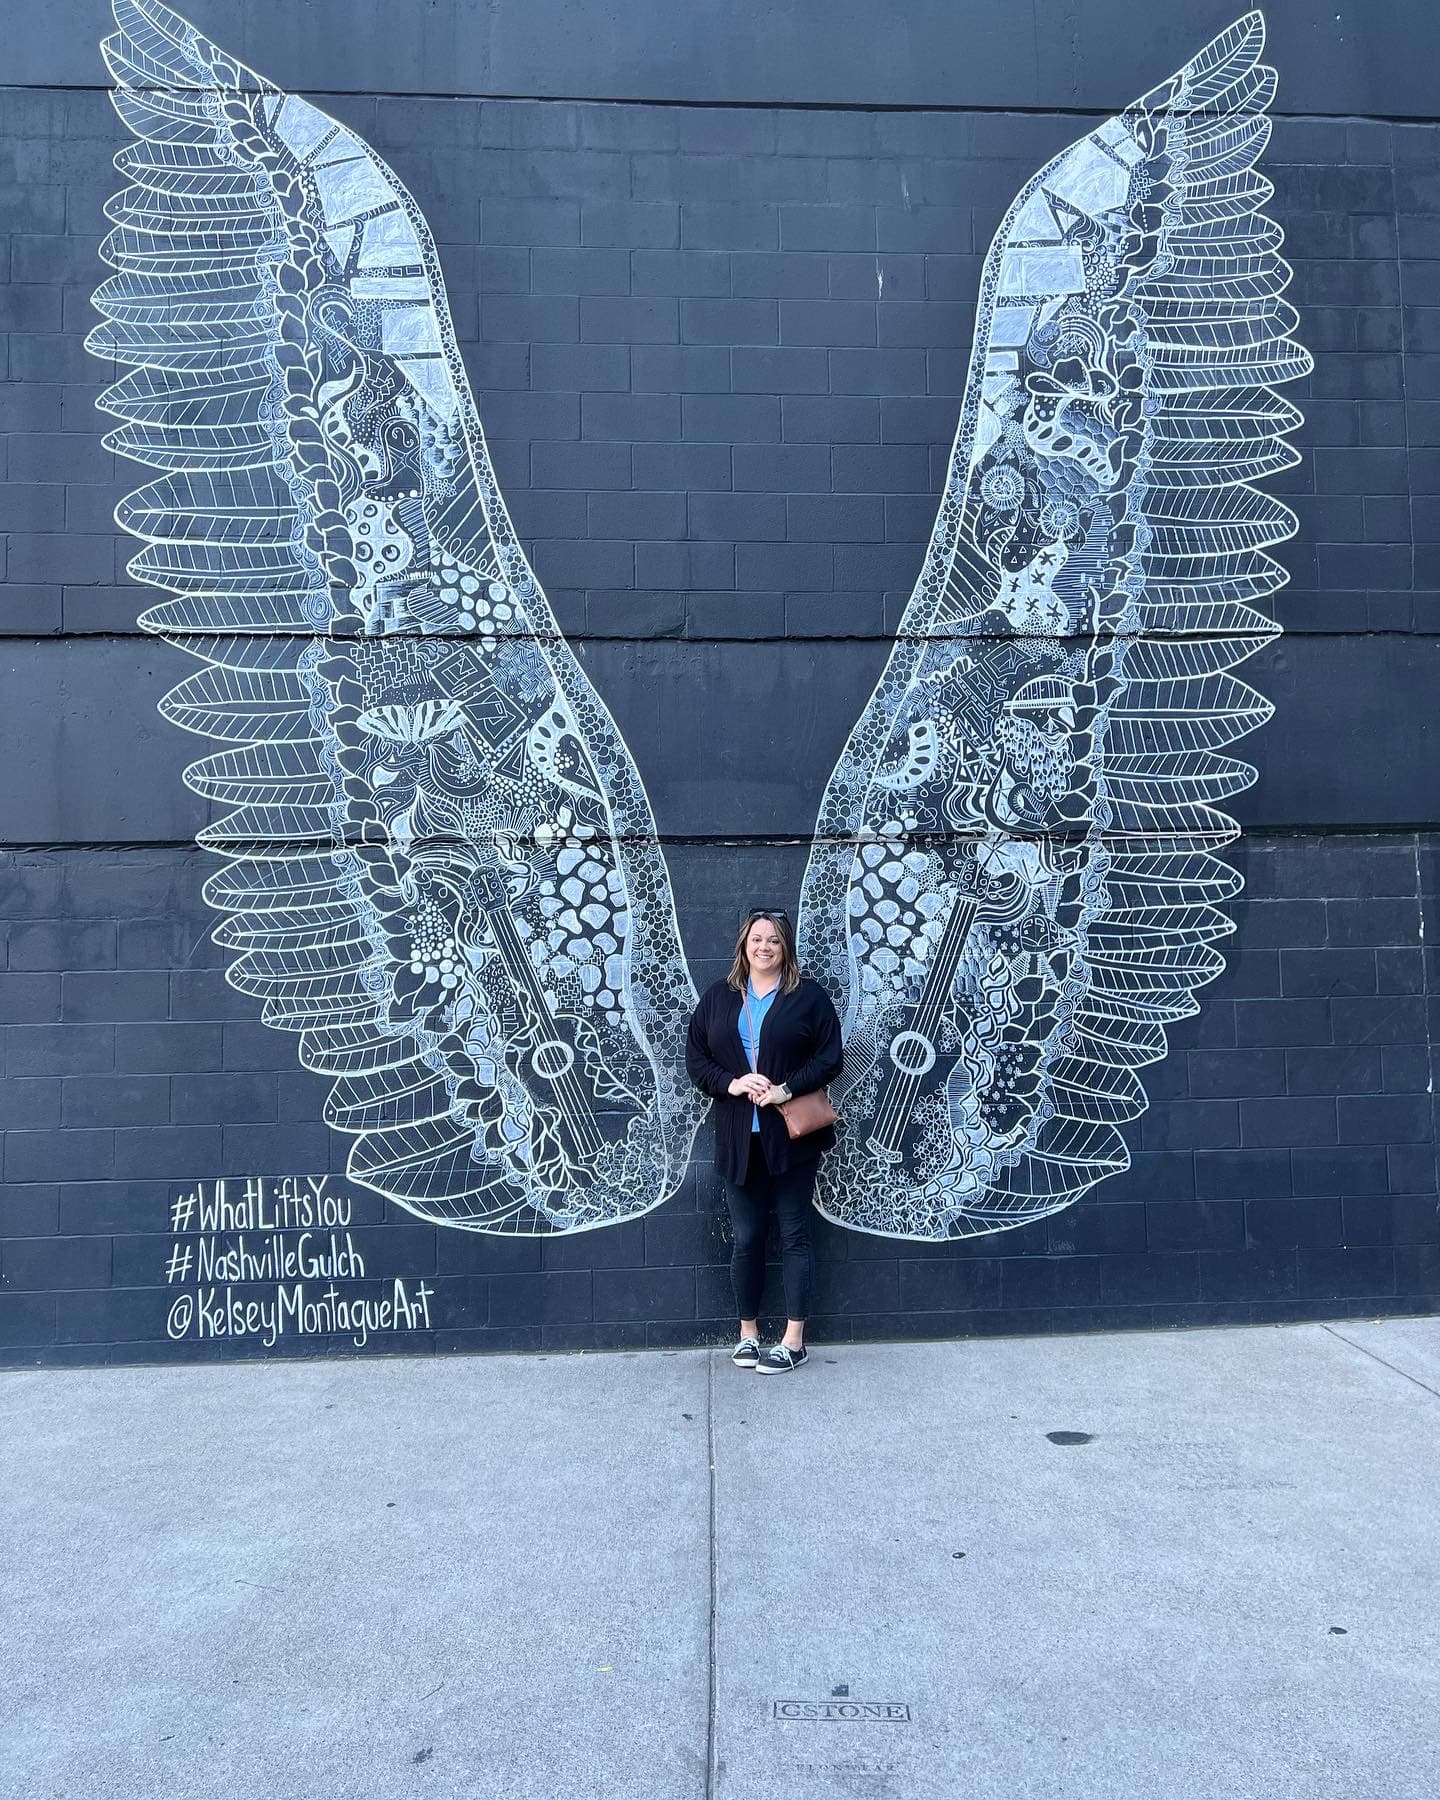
[531,441,631,490]
[7,534,114,585]
[1145,1201,1246,1252]
[631,345,731,394]
[782,397,880,444]
[1,1234,112,1291]
[684,594,785,637]
[1279,948,1375,998]
[1389,1144,1438,1196]
[0,1077,61,1129]
[531,538,633,588]
[1239,1096,1338,1149]
[1194,1149,1292,1203]
[530,247,631,295]
[731,346,829,395]
[829,347,927,394]
[830,253,925,302]
[788,494,884,542]
[785,592,885,635]
[632,443,731,490]
[681,297,777,345]
[736,543,834,591]
[481,390,579,441]
[682,393,781,444]
[1332,996,1426,1045]
[0,483,66,531]
[689,492,786,542]
[876,206,972,252]
[895,1258,1001,1311]
[8,920,115,971]
[489,1272,593,1327]
[1098,1253,1199,1305]
[581,392,680,442]
[593,1266,695,1321]
[60,971,168,1024]
[479,294,578,343]
[731,443,830,492]
[0,1295,56,1349]
[171,1071,278,1125]
[1139,1100,1240,1153]
[1296,1246,1396,1300]
[61,1075,169,1129]
[587,491,686,540]
[631,249,731,297]
[1187,1048,1286,1099]
[780,299,876,347]
[1246,1195,1342,1249]
[461,251,525,305]
[878,301,976,348]
[1337,1093,1432,1145]
[634,543,734,591]
[730,252,829,299]
[997,1255,1100,1311]
[581,201,678,248]
[681,203,777,251]
[1198,1248,1298,1303]
[831,445,933,493]
[4,1128,113,1182]
[580,296,677,343]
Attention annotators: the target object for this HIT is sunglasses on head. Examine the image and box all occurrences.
[743,907,791,925]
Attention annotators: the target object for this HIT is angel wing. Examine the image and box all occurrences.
[796,12,1309,1240]
[92,0,707,1232]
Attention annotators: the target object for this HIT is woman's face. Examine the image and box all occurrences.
[746,919,784,977]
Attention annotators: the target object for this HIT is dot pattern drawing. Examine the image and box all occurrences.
[93,4,1308,1245]
[93,0,707,1233]
[796,12,1311,1240]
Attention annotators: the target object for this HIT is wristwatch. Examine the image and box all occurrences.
[775,1083,793,1102]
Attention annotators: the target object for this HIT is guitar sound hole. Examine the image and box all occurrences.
[531,1039,576,1080]
[887,1030,937,1078]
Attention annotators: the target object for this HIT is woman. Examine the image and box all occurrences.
[685,908,844,1373]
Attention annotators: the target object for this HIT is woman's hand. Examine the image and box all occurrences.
[728,1074,771,1101]
[755,1082,789,1107]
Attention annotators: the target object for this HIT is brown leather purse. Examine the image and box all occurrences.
[743,989,840,1140]
[777,1087,839,1140]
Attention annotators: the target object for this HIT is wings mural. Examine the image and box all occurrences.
[92,0,706,1232]
[795,13,1310,1240]
[93,3,1306,1250]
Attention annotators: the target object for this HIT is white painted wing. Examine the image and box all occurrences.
[93,0,706,1231]
[797,12,1310,1240]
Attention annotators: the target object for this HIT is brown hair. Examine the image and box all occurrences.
[727,909,802,996]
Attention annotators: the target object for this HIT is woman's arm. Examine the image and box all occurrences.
[774,988,845,1099]
[685,997,751,1099]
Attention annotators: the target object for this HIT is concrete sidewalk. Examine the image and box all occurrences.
[3,1320,1437,1800]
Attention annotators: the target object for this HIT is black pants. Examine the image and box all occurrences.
[722,1136,817,1324]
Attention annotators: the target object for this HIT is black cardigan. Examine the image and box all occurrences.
[685,976,845,1181]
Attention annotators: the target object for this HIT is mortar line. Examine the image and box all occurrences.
[704,1348,719,1800]
[1322,1323,1440,1402]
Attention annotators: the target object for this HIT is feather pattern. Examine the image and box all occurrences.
[94,0,706,1231]
[796,13,1310,1239]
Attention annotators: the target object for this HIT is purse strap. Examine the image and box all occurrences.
[741,987,761,1074]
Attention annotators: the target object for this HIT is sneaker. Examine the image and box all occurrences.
[730,1336,761,1368]
[757,1343,808,1374]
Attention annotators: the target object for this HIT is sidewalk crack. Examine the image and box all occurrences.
[1323,1323,1440,1402]
[704,1348,718,1800]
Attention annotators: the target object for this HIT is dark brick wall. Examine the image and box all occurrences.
[2,12,1439,1362]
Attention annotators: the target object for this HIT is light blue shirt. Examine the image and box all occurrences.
[738,980,779,1133]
